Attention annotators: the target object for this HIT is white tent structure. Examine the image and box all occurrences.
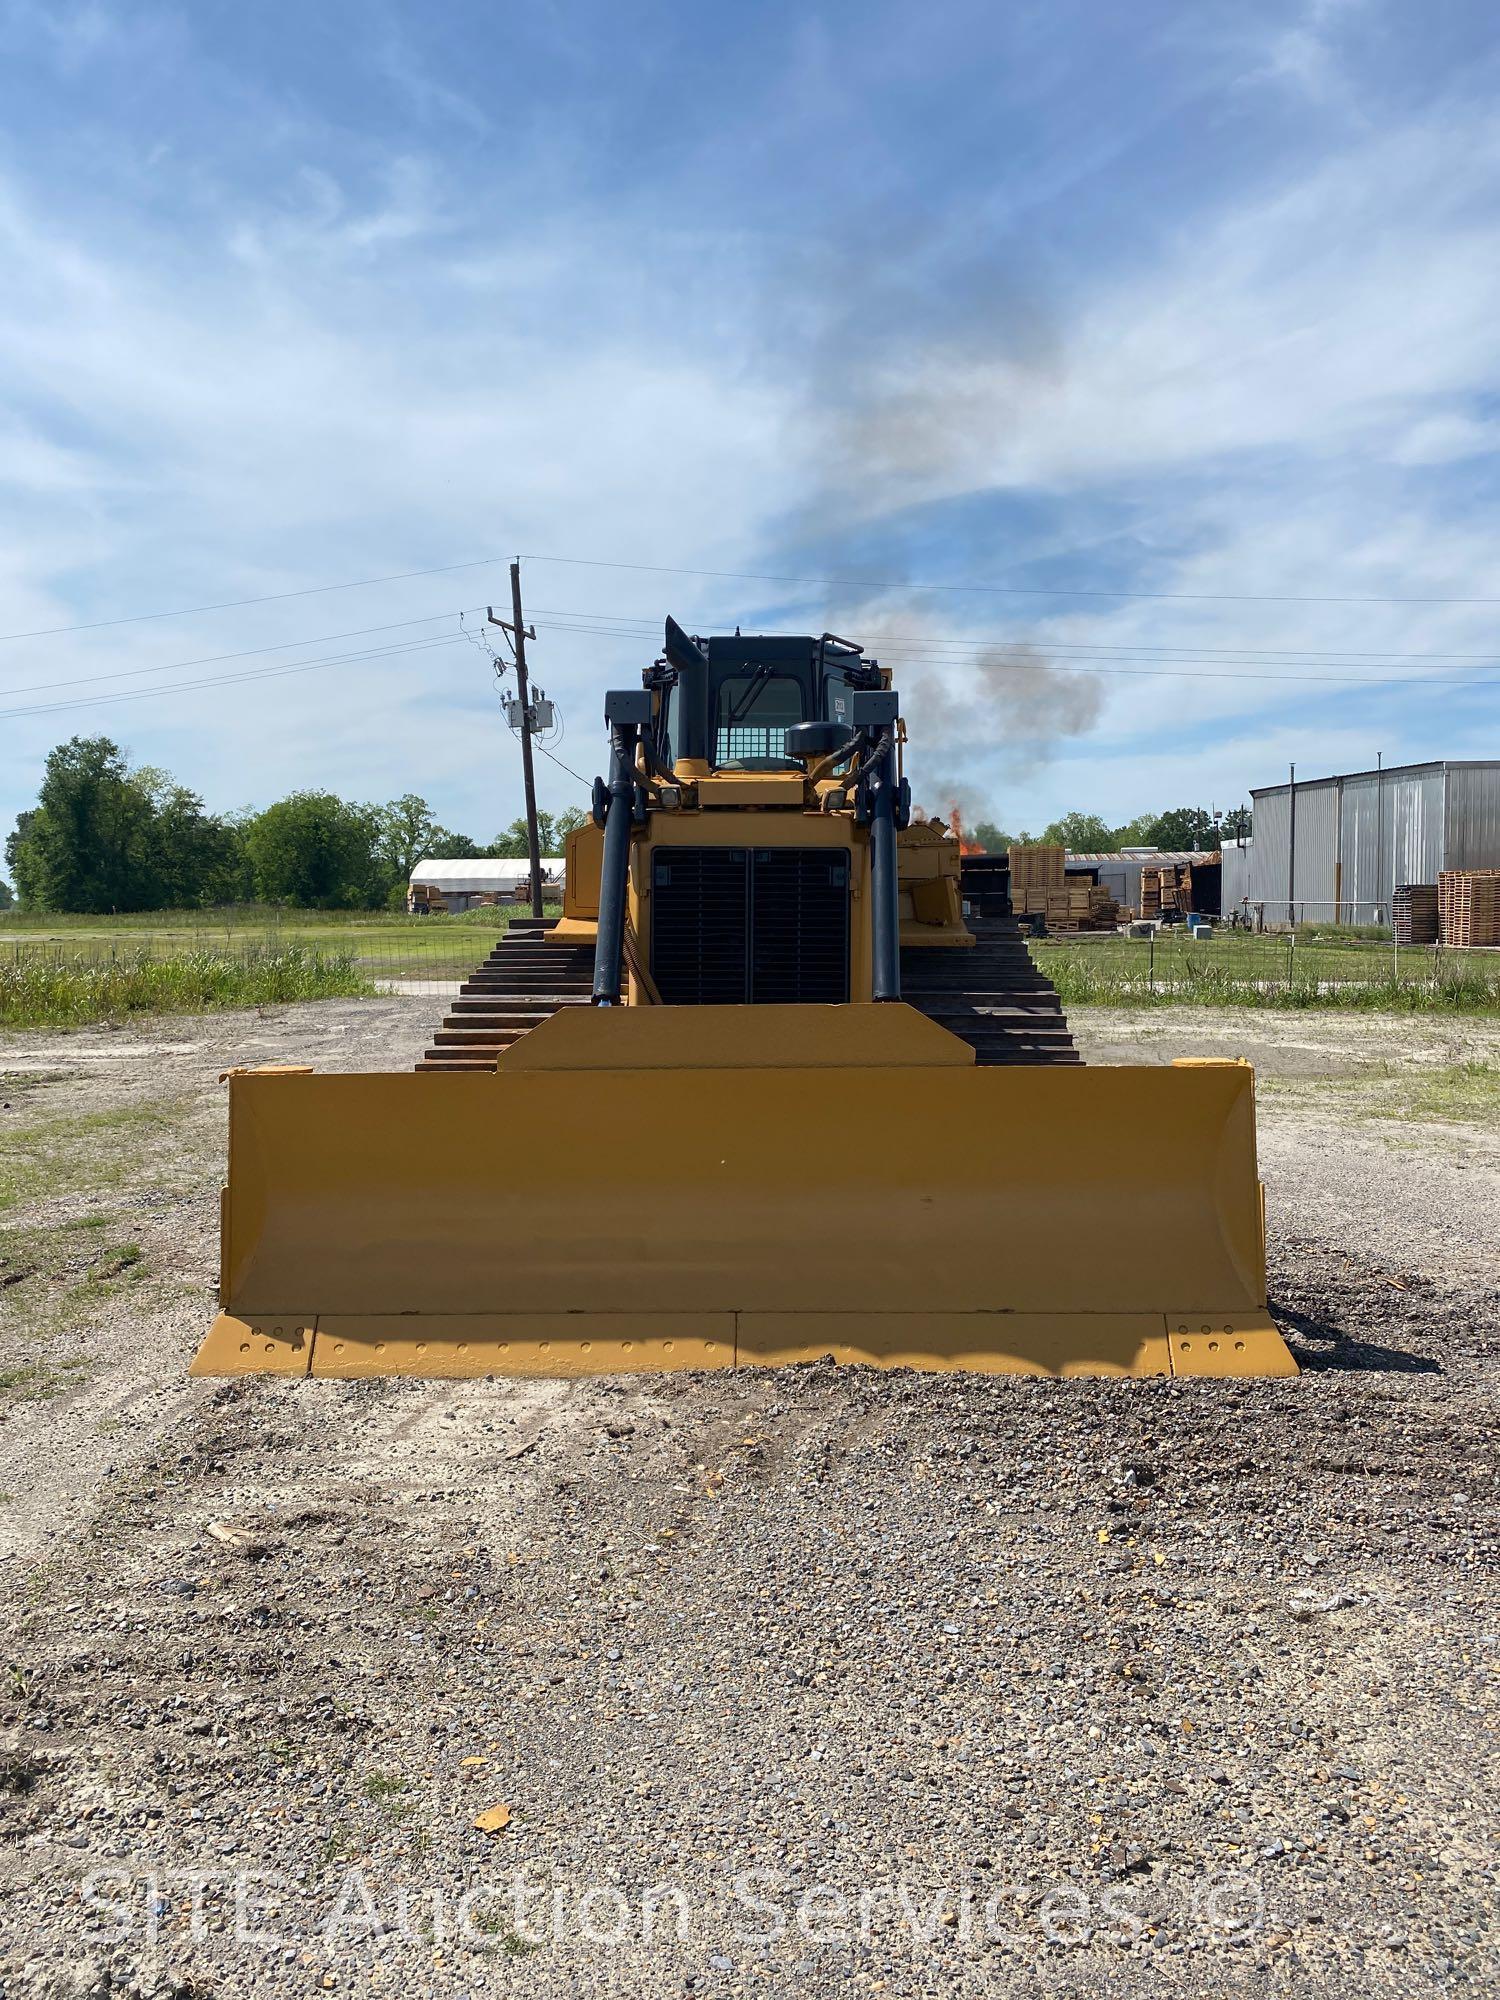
[408,857,564,914]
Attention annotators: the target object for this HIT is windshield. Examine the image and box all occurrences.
[714,673,805,769]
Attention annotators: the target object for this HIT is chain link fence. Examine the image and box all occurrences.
[1032,929,1500,1008]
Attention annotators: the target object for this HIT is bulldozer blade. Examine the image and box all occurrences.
[193,1005,1296,1382]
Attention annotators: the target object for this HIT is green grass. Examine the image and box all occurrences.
[1396,1060,1500,1121]
[1261,1061,1500,1135]
[0,903,563,988]
[0,1105,186,1214]
[1036,932,1500,1013]
[0,900,560,953]
[0,944,374,1027]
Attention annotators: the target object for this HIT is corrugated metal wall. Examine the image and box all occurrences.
[1389,766,1446,894]
[1251,789,1290,918]
[1444,764,1500,870]
[1249,782,1340,920]
[1338,772,1384,919]
[1249,762,1500,923]
[1220,841,1252,909]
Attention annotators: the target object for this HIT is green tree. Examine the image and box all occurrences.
[133,767,245,906]
[428,828,486,859]
[1039,810,1115,852]
[373,794,441,889]
[5,810,41,906]
[1142,806,1219,851]
[490,807,587,857]
[0,877,12,910]
[20,737,158,912]
[244,792,381,908]
[971,820,1015,854]
[1110,813,1156,847]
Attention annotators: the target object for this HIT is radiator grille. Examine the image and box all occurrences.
[650,848,849,1005]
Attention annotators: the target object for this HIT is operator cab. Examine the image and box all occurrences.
[655,620,880,772]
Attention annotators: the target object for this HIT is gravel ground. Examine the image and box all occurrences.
[0,1000,1496,1998]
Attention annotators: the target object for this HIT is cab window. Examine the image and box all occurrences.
[713,674,804,768]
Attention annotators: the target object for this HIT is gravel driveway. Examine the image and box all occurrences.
[0,1000,1495,1997]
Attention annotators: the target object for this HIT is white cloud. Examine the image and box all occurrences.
[1,7,1498,854]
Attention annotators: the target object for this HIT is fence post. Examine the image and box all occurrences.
[1286,932,1294,988]
[1148,932,1155,995]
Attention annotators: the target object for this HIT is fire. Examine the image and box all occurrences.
[948,807,984,855]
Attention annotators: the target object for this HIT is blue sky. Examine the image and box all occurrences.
[1,0,1498,855]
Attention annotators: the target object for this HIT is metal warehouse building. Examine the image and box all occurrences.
[1244,760,1500,925]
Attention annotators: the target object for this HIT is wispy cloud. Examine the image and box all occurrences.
[0,0,1496,853]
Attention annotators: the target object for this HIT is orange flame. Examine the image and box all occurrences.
[948,807,984,855]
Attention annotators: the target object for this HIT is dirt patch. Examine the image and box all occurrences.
[0,998,1494,1996]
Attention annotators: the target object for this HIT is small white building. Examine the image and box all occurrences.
[408,857,564,914]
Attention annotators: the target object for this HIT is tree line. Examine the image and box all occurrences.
[970,805,1249,854]
[2,736,588,914]
[0,736,1250,913]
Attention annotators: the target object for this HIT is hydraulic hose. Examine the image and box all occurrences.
[592,720,639,1005]
[867,727,901,1002]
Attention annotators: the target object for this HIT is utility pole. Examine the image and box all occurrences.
[487,562,544,920]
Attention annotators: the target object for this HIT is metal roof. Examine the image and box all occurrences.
[1251,757,1500,797]
[1064,850,1221,866]
[409,858,564,891]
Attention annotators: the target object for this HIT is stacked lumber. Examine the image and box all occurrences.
[1047,881,1120,934]
[1439,869,1500,948]
[1392,884,1438,946]
[1139,863,1192,918]
[1009,845,1066,894]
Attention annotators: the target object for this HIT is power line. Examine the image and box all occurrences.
[525,604,1500,667]
[6,541,1500,651]
[527,614,1500,692]
[0,607,485,698]
[5,590,1497,731]
[0,560,507,644]
[0,634,469,722]
[520,552,1500,609]
[532,739,592,789]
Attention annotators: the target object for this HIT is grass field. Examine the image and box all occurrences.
[1034,928,1500,1011]
[4,903,1499,1021]
[0,945,375,1028]
[0,901,561,987]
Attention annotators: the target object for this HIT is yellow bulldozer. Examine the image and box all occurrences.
[193,620,1296,1382]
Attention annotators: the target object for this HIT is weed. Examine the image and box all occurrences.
[362,1771,409,1803]
[0,945,374,1028]
[1037,934,1500,1014]
[0,1364,63,1401]
[0,1749,40,1795]
[0,1103,187,1214]
[87,1243,145,1282]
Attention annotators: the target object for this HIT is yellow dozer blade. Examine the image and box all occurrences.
[192,1005,1296,1382]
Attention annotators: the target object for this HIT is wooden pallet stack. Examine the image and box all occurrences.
[1049,882,1120,933]
[1010,845,1066,922]
[1438,869,1500,948]
[1392,884,1439,946]
[1140,866,1183,918]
